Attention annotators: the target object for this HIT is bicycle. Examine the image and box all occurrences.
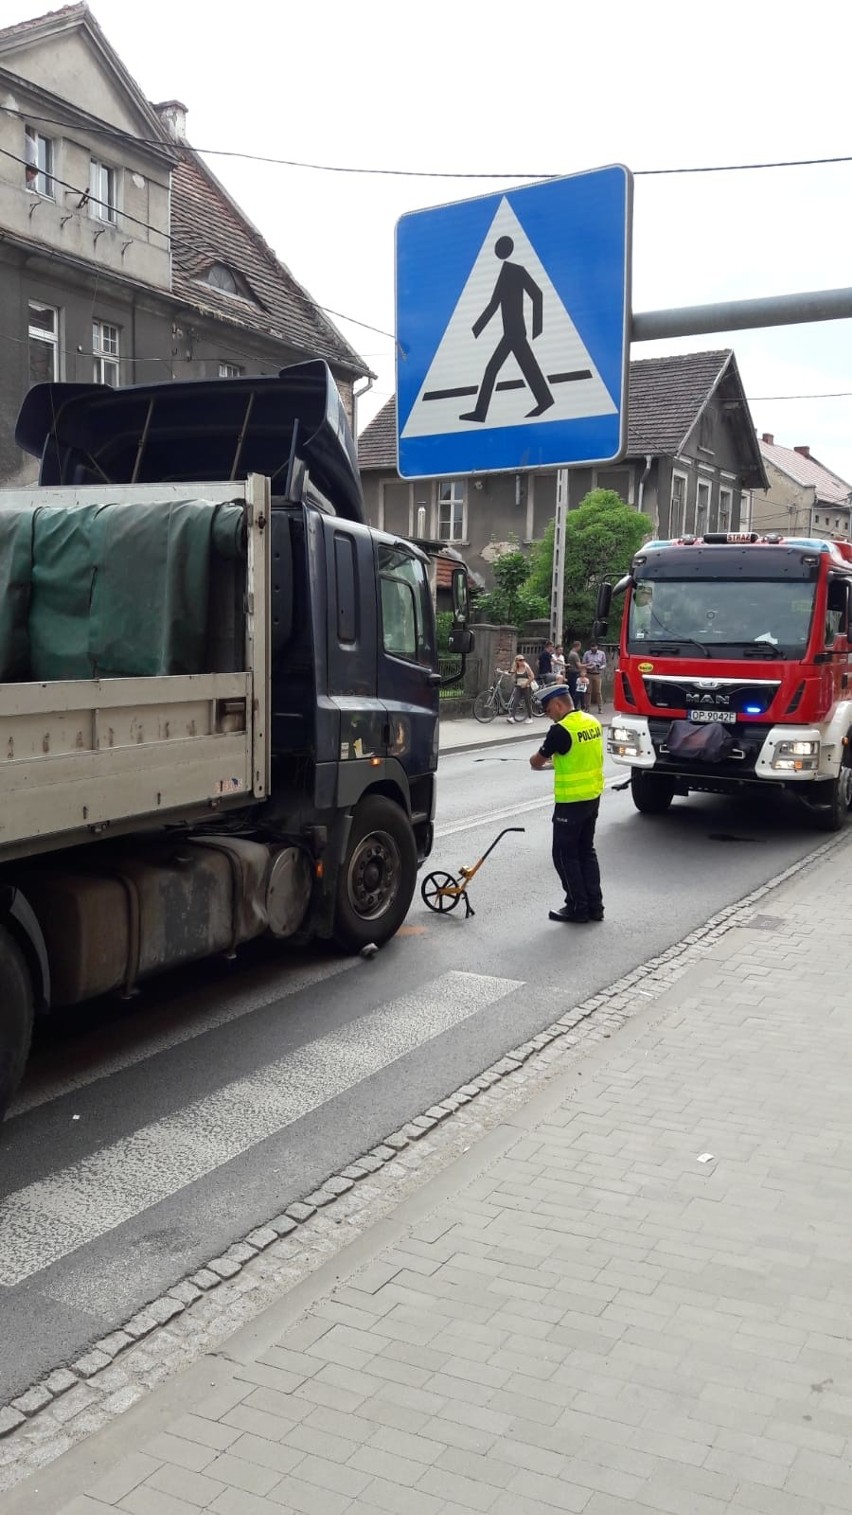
[473,669,544,724]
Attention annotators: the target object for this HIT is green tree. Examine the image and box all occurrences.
[526,489,652,639]
[474,548,549,626]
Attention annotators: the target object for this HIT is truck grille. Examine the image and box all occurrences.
[644,679,780,716]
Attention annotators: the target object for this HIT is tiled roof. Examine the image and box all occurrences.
[759,439,850,506]
[170,149,369,378]
[626,350,733,454]
[0,3,85,45]
[358,395,397,467]
[359,350,747,467]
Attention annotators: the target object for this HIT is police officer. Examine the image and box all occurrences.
[529,683,605,924]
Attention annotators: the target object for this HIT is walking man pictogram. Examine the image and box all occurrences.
[459,235,554,423]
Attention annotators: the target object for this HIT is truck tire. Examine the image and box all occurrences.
[334,796,417,951]
[0,925,35,1121]
[812,766,852,832]
[630,769,676,815]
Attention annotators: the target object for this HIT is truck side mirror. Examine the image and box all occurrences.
[592,619,608,640]
[595,580,613,621]
[451,566,470,623]
[448,625,474,655]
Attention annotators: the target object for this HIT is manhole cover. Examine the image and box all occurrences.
[743,914,785,931]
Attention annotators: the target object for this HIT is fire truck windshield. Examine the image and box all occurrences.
[629,578,815,658]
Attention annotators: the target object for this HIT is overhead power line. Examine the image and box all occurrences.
[7,106,852,181]
[749,390,852,401]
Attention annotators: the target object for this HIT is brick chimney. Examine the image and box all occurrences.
[761,433,774,445]
[794,445,811,458]
[154,100,188,143]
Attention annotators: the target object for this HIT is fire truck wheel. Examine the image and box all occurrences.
[0,925,34,1121]
[812,766,852,832]
[334,797,418,951]
[630,769,676,815]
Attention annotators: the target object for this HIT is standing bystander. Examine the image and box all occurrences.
[537,640,556,686]
[566,640,583,708]
[582,640,606,715]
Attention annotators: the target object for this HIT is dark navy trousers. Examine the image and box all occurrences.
[552,798,603,916]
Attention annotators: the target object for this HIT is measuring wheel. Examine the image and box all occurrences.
[421,871,462,913]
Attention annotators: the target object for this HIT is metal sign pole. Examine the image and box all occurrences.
[550,468,568,646]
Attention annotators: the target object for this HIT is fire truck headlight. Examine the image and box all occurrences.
[778,739,819,757]
[608,725,643,756]
[772,738,820,772]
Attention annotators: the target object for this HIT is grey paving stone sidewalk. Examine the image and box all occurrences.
[10,842,852,1515]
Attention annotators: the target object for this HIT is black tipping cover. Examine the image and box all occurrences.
[15,359,365,525]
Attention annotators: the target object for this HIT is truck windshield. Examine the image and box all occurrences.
[628,579,815,658]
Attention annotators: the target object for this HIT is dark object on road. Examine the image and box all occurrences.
[421,827,525,919]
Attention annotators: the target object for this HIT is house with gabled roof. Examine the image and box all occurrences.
[753,434,852,541]
[0,3,369,485]
[358,349,767,588]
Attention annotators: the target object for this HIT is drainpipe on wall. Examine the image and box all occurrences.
[352,375,373,441]
[637,453,653,527]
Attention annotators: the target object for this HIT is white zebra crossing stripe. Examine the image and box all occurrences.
[0,971,522,1287]
[9,954,361,1117]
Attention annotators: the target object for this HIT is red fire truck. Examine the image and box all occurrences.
[597,531,852,830]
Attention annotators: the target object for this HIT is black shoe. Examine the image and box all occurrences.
[549,907,590,924]
[589,907,604,921]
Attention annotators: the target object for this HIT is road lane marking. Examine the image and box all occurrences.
[435,796,552,839]
[435,776,625,841]
[9,955,361,1119]
[0,971,522,1287]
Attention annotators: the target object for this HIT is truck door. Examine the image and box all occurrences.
[824,575,852,701]
[377,544,439,776]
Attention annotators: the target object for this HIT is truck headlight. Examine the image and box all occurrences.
[609,725,642,756]
[771,738,819,772]
[777,739,819,757]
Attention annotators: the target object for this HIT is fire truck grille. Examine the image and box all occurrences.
[643,679,781,716]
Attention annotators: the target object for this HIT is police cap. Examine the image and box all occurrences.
[537,683,572,708]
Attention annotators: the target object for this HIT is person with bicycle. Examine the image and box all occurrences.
[508,652,536,723]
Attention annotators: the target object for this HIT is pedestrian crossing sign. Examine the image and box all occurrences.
[395,165,632,479]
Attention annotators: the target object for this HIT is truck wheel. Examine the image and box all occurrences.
[334,797,417,951]
[812,766,852,832]
[0,926,34,1121]
[630,769,676,815]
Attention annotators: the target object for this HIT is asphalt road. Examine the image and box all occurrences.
[0,740,829,1403]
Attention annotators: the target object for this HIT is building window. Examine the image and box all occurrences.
[740,490,752,530]
[670,471,688,537]
[93,320,119,386]
[25,127,54,197]
[28,302,59,384]
[218,361,244,378]
[437,480,466,543]
[719,487,733,528]
[695,478,711,533]
[208,264,239,294]
[89,159,117,223]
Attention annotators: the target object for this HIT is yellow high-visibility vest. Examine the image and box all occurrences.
[551,711,604,802]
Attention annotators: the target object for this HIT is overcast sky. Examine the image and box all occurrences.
[9,0,852,482]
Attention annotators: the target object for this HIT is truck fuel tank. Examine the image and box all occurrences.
[19,836,311,1006]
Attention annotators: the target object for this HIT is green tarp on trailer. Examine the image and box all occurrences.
[0,497,245,682]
